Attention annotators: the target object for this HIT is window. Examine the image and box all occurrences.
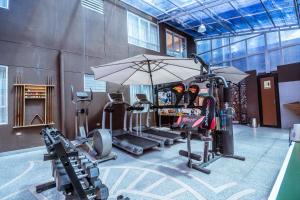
[127,12,159,52]
[84,74,106,92]
[81,0,103,14]
[282,45,300,65]
[247,54,265,72]
[0,0,9,9]
[212,46,230,64]
[269,50,281,71]
[231,41,246,59]
[197,40,210,54]
[166,30,187,58]
[247,35,265,54]
[130,85,153,111]
[0,66,8,124]
[267,31,279,49]
[280,29,300,47]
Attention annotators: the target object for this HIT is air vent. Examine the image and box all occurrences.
[81,0,103,14]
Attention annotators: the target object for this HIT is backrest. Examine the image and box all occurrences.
[201,96,216,130]
[188,85,200,107]
[171,83,185,106]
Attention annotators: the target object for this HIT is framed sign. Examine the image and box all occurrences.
[264,80,271,89]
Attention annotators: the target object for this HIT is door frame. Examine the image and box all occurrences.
[257,73,281,128]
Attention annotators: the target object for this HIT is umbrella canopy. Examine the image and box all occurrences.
[91,54,203,86]
[210,66,248,84]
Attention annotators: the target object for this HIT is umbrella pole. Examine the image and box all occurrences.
[147,60,154,104]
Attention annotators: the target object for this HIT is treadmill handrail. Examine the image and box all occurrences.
[102,93,132,131]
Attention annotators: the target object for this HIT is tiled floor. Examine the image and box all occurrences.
[0,125,289,200]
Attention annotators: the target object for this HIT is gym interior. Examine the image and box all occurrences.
[0,0,299,200]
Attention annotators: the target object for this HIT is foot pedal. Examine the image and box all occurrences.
[179,150,202,161]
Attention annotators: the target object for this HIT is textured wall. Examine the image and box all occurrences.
[0,0,196,152]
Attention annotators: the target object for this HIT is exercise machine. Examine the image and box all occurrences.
[133,93,183,145]
[178,55,245,174]
[102,93,161,155]
[71,86,117,163]
[36,127,111,200]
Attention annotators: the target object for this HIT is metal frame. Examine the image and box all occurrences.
[197,28,300,73]
[121,0,300,39]
[0,65,8,125]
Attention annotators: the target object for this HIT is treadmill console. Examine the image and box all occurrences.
[136,94,149,103]
[108,93,124,103]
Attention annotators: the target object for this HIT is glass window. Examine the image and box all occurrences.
[247,54,265,73]
[280,29,300,47]
[232,58,247,72]
[269,50,281,71]
[0,0,9,9]
[212,38,229,49]
[267,31,279,49]
[231,41,246,58]
[247,35,265,54]
[200,52,211,64]
[212,46,230,64]
[197,40,211,54]
[0,66,8,124]
[166,30,187,58]
[84,74,106,92]
[282,45,300,64]
[166,32,173,50]
[127,11,159,52]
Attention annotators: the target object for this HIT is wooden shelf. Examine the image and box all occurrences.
[13,123,55,129]
[14,81,55,128]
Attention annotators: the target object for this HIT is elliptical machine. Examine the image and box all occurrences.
[71,86,117,163]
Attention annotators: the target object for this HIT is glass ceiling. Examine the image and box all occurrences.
[121,0,300,39]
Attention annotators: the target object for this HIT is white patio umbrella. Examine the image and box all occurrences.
[210,66,248,84]
[90,54,203,87]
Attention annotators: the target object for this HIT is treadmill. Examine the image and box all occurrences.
[102,93,160,155]
[133,94,183,145]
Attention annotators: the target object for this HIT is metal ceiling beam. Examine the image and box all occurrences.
[259,0,276,28]
[158,0,232,23]
[141,0,195,32]
[228,1,255,31]
[187,6,295,29]
[194,0,236,34]
[268,0,287,26]
[293,0,300,26]
[194,24,300,40]
[164,0,223,35]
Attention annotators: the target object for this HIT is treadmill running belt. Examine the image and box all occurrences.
[143,129,182,140]
[114,134,158,150]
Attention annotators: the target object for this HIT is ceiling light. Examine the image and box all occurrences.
[198,24,206,33]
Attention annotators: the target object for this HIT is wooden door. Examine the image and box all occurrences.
[259,76,279,127]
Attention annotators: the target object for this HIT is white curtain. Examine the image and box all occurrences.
[127,12,139,45]
[130,85,153,112]
[139,19,149,48]
[149,24,158,51]
[0,66,7,124]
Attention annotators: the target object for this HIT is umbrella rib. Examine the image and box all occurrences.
[92,61,143,68]
[121,64,145,85]
[153,61,201,72]
[160,68,184,81]
[151,60,164,71]
[94,64,138,80]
